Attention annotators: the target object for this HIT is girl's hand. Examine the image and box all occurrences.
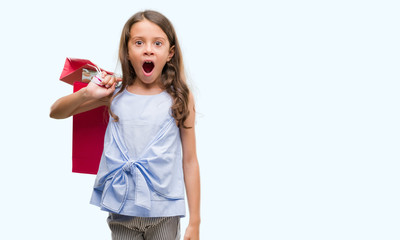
[85,72,119,99]
[100,71,121,88]
[183,224,200,240]
[49,71,121,119]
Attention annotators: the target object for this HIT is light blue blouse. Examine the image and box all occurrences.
[90,89,186,217]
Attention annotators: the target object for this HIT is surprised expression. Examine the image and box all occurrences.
[128,19,175,86]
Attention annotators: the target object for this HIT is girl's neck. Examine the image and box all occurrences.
[127,79,165,95]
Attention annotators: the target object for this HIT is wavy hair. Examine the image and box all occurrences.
[109,10,191,128]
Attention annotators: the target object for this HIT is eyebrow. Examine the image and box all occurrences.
[130,36,167,41]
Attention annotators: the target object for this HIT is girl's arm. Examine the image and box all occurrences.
[50,73,117,119]
[180,93,201,240]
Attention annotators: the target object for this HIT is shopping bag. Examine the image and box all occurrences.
[60,57,113,85]
[58,58,113,174]
[72,82,109,174]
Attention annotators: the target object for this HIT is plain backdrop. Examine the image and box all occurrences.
[1,0,399,239]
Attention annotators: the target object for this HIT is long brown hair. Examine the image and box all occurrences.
[109,10,191,128]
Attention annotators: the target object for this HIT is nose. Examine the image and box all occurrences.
[144,44,154,56]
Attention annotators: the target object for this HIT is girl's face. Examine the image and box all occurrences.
[128,19,175,87]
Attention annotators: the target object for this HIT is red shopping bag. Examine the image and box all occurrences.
[59,58,113,174]
[60,57,113,85]
[72,82,109,174]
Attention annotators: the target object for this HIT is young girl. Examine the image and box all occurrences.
[50,10,200,240]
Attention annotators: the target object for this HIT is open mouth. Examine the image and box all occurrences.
[142,61,155,74]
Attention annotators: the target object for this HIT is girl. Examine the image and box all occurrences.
[50,10,200,240]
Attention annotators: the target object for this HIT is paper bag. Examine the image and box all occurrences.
[60,57,113,85]
[72,81,109,174]
[58,58,113,174]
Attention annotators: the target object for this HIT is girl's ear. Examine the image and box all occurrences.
[167,45,175,61]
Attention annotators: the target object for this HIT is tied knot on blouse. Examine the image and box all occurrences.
[122,159,137,173]
[94,117,183,214]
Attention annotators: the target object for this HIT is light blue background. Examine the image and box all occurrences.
[1,0,399,239]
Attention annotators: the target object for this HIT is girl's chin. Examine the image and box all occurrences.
[136,74,161,86]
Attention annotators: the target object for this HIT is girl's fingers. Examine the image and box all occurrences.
[102,75,110,87]
[98,71,119,88]
[106,82,116,94]
[107,76,116,88]
[102,74,116,88]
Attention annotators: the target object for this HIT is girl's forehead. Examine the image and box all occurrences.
[129,19,167,39]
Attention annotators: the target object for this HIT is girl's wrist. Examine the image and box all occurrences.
[80,87,93,100]
[189,217,201,226]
